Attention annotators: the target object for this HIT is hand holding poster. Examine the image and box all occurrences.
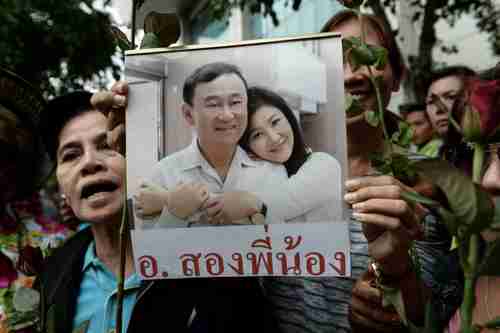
[125,33,350,279]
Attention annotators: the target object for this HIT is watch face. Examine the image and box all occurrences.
[251,213,266,225]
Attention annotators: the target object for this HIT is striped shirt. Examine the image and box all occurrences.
[262,214,461,332]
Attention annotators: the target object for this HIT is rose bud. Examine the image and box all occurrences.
[460,79,500,143]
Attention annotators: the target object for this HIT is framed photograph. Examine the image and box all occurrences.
[125,32,350,279]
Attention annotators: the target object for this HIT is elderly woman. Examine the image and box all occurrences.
[0,68,73,333]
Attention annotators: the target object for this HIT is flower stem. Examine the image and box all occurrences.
[357,9,391,151]
[472,143,485,184]
[116,123,128,333]
[116,193,128,333]
[459,144,485,332]
[460,234,480,333]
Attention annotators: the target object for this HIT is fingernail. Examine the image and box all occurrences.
[345,179,359,189]
[344,193,356,202]
[352,212,364,221]
[352,203,363,211]
[113,94,126,106]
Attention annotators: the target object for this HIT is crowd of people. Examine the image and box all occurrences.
[0,7,499,333]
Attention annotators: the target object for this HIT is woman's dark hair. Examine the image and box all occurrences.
[240,86,310,176]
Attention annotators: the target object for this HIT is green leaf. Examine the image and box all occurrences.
[372,45,389,70]
[345,93,364,116]
[392,122,414,148]
[351,43,377,67]
[364,110,379,127]
[342,36,362,51]
[390,153,418,185]
[438,207,460,236]
[414,159,495,236]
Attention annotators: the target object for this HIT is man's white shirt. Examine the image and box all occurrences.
[148,141,288,227]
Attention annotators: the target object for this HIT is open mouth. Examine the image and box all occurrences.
[348,87,373,101]
[81,181,119,199]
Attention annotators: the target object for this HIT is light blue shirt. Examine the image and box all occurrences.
[72,242,141,333]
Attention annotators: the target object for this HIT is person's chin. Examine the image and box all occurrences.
[79,203,122,224]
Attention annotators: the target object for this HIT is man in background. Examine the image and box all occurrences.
[425,66,476,138]
[400,103,442,157]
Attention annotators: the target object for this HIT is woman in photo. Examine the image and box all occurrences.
[205,85,343,225]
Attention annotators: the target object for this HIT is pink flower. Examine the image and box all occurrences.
[459,78,500,143]
[0,252,17,289]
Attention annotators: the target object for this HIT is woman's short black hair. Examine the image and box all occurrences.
[240,86,310,176]
[40,91,94,161]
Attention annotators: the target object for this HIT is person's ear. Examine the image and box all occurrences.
[181,103,195,126]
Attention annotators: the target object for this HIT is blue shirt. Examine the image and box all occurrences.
[72,242,141,333]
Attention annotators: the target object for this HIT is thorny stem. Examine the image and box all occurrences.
[460,234,480,333]
[357,9,391,151]
[459,145,485,333]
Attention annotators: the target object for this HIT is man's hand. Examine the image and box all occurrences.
[90,81,128,154]
[203,191,261,224]
[134,181,169,218]
[168,183,209,219]
[350,270,405,332]
[345,175,425,277]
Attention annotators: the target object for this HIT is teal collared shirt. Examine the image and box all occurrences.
[72,242,141,333]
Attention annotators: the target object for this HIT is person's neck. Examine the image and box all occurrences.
[90,212,135,279]
[347,115,385,178]
[198,140,236,182]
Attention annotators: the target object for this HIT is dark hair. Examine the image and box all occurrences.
[399,103,427,119]
[40,91,94,161]
[183,62,248,106]
[240,86,310,176]
[426,65,476,92]
[321,10,405,83]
